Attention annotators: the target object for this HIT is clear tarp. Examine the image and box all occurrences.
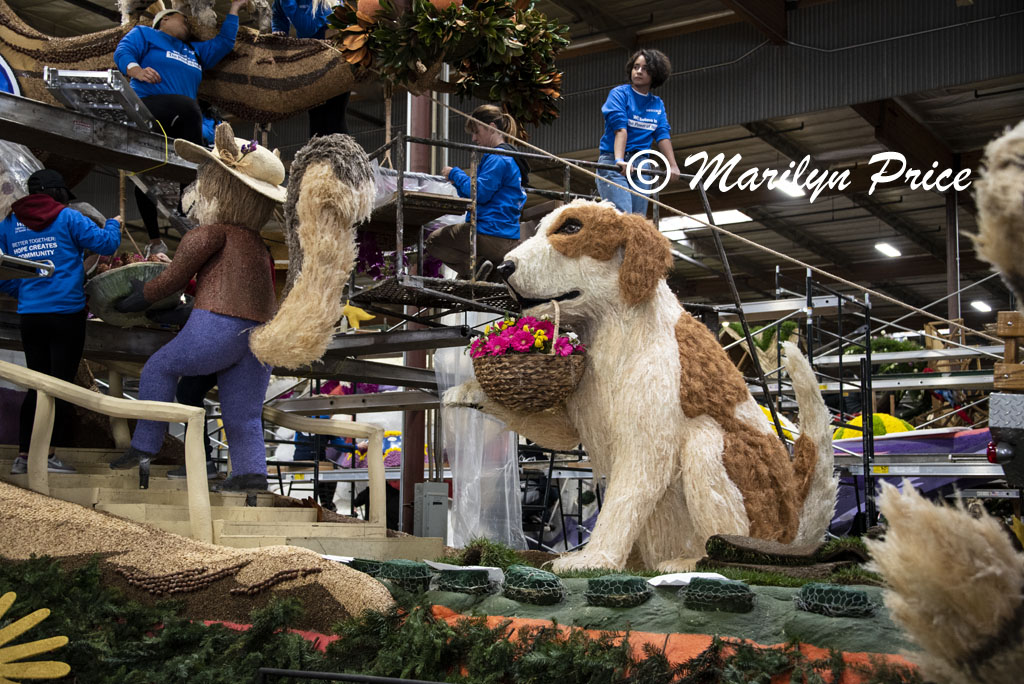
[434,311,527,550]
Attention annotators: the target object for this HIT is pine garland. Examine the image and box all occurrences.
[0,555,919,683]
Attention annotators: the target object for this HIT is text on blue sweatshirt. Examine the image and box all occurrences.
[0,210,121,314]
[599,84,671,156]
[114,14,238,99]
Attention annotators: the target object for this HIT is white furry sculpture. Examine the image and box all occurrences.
[445,200,837,572]
[974,120,1024,304]
[119,0,273,32]
[249,134,375,369]
[867,483,1024,684]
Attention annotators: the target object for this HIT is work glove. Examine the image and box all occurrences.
[145,301,194,327]
[114,278,150,313]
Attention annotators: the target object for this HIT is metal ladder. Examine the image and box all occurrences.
[43,67,193,237]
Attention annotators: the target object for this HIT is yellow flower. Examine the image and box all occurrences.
[0,592,70,683]
[484,325,492,334]
[534,339,543,348]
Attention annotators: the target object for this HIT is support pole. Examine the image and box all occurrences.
[27,390,55,496]
[946,159,961,321]
[108,370,132,449]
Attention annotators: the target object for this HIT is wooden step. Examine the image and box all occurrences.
[0,458,177,477]
[212,519,387,542]
[212,534,289,549]
[284,536,445,560]
[0,471,188,491]
[96,503,318,523]
[0,445,123,465]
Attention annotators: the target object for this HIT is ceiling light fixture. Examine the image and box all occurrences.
[773,180,806,197]
[874,242,901,258]
[971,300,992,313]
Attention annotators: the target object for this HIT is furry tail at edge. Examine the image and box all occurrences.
[782,341,837,545]
[249,135,375,369]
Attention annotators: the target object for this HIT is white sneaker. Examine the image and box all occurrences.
[10,455,77,474]
[47,455,77,474]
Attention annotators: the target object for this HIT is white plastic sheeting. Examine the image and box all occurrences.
[434,316,527,550]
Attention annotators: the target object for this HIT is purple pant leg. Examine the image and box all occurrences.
[131,309,257,454]
[216,349,272,476]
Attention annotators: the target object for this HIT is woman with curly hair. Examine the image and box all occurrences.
[596,48,681,216]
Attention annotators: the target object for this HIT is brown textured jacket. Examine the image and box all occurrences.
[144,223,276,323]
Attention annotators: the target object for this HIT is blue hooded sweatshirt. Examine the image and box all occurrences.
[598,84,671,158]
[0,195,121,314]
[114,14,238,99]
[272,0,332,39]
[448,153,526,240]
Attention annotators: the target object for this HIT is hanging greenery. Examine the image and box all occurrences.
[328,0,569,127]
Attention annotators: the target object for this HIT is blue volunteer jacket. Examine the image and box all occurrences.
[0,208,120,314]
[272,0,332,39]
[598,84,671,158]
[113,14,239,99]
[448,154,526,240]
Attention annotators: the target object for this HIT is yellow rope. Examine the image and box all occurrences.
[428,95,1000,345]
[126,118,170,177]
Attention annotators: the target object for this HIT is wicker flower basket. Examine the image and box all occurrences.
[472,301,585,413]
[85,262,184,328]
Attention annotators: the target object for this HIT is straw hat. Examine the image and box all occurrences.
[174,123,286,203]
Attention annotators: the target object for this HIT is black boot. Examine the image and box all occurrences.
[109,446,156,470]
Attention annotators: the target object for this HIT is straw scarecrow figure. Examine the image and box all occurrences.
[109,122,373,491]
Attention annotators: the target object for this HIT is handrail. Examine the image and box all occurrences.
[261,407,386,528]
[0,359,211,541]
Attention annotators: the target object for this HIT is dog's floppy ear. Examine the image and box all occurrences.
[618,212,673,305]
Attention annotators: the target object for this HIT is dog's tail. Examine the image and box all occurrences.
[782,341,837,545]
[248,134,375,369]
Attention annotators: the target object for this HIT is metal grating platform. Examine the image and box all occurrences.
[351,275,519,315]
[43,68,154,129]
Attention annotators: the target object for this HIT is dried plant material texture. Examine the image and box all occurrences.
[867,482,1024,684]
[448,200,836,573]
[249,135,374,369]
[0,481,393,620]
[973,120,1024,306]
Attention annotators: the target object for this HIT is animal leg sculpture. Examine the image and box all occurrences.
[249,135,374,369]
[442,380,581,451]
[550,451,674,572]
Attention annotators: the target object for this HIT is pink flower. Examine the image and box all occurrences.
[553,337,574,357]
[509,329,535,352]
[519,316,539,328]
[535,320,555,338]
[486,335,511,356]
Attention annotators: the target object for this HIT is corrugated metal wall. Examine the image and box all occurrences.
[68,0,1024,211]
[530,0,1024,154]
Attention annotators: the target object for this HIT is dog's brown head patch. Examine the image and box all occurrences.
[547,204,673,305]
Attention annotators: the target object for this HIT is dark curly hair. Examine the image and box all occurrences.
[626,48,671,89]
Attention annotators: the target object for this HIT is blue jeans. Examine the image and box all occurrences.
[596,153,649,216]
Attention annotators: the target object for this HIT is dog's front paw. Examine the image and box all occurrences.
[656,557,702,574]
[442,380,487,410]
[550,548,621,573]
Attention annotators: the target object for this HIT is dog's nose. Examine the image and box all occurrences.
[496,260,516,281]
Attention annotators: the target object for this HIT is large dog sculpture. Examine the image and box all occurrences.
[446,200,836,572]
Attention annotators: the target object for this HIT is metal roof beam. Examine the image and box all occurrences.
[545,0,638,50]
[719,0,787,44]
